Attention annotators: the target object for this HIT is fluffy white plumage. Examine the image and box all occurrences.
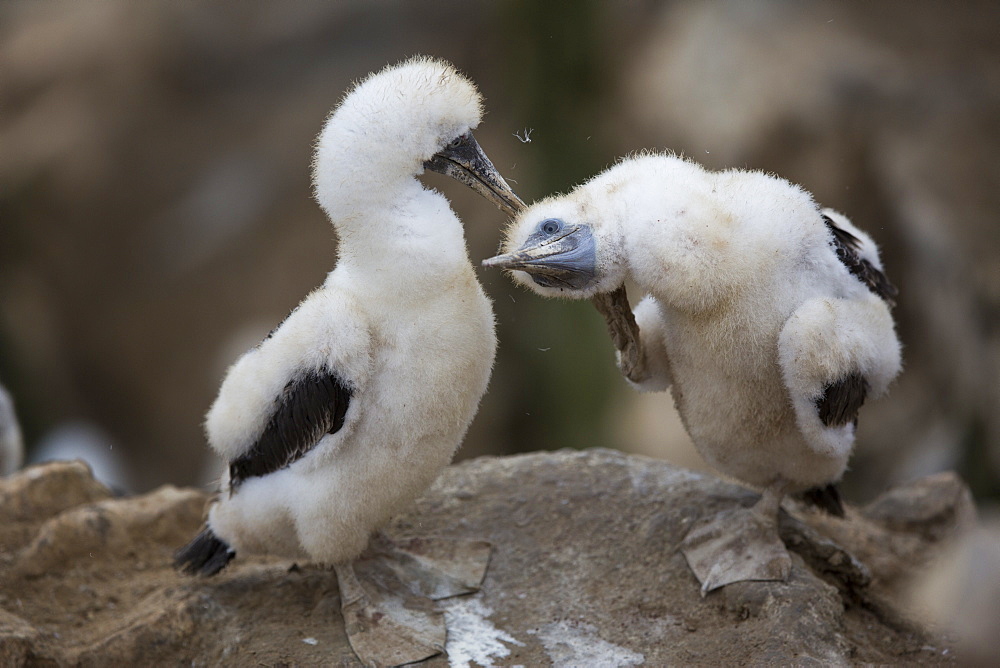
[0,382,24,476]
[492,153,901,496]
[185,57,502,569]
[486,153,901,590]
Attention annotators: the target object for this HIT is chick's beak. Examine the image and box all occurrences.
[482,224,597,290]
[425,131,525,217]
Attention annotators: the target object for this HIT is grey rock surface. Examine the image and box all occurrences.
[0,450,969,666]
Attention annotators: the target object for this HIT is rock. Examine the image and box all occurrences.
[0,451,968,665]
[13,484,205,579]
[908,512,1000,665]
[0,460,112,522]
[0,460,115,562]
[862,471,976,541]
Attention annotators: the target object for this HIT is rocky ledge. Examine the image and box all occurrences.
[0,449,973,666]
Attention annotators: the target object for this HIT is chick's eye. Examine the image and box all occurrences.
[539,219,562,235]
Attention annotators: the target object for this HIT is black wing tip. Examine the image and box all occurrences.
[821,214,899,307]
[822,214,860,246]
[797,483,846,517]
[174,527,236,576]
[228,369,353,490]
[816,372,870,428]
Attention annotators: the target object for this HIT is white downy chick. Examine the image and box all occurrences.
[176,56,519,579]
[0,381,24,476]
[175,56,522,665]
[485,153,901,591]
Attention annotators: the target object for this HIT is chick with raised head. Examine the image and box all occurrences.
[176,57,522,664]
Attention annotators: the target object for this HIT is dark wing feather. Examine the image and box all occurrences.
[823,215,898,306]
[228,369,352,490]
[815,372,869,428]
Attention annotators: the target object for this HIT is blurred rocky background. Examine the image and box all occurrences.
[1,0,998,509]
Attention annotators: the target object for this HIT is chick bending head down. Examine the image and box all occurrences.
[486,153,901,591]
[176,57,520,664]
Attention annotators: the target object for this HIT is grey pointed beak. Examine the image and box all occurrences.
[425,131,525,217]
[482,224,597,290]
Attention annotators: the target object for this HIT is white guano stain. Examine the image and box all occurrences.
[442,596,523,668]
[538,620,644,667]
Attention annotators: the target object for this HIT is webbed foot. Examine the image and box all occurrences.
[336,535,492,667]
[681,505,792,594]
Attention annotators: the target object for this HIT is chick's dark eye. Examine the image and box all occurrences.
[539,219,562,235]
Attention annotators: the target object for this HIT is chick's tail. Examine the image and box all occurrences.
[796,483,846,517]
[175,526,236,576]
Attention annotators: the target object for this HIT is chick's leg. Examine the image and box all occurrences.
[591,285,650,385]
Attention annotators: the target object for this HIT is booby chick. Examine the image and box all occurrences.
[175,57,521,665]
[484,153,901,592]
[0,381,24,476]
